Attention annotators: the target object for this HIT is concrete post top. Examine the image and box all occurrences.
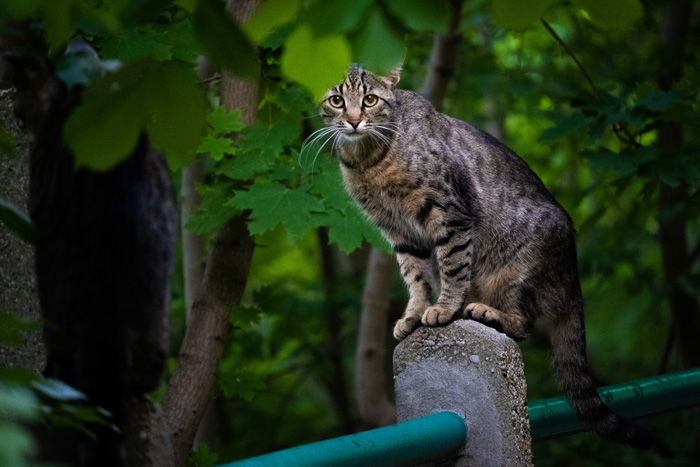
[394,320,522,375]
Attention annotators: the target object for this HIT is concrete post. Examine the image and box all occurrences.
[393,320,533,467]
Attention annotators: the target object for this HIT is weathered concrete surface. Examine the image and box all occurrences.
[394,320,532,467]
[0,88,46,373]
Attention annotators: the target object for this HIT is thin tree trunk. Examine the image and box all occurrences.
[164,215,254,466]
[181,159,206,321]
[355,248,396,428]
[420,0,464,110]
[164,1,261,465]
[657,0,700,369]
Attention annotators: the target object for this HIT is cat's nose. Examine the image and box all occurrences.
[348,119,361,129]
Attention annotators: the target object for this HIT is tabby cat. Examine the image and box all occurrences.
[317,64,653,448]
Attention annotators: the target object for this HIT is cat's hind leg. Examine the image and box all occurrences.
[464,302,531,341]
[466,269,537,341]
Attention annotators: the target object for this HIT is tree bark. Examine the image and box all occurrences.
[181,159,206,322]
[355,248,396,428]
[420,0,464,111]
[656,0,700,369]
[0,87,45,374]
[163,1,261,465]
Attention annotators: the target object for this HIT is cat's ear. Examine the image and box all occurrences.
[381,66,401,90]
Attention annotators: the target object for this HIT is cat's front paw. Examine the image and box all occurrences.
[393,316,421,340]
[421,304,459,327]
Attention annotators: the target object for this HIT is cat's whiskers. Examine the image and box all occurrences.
[300,127,336,168]
[309,129,339,173]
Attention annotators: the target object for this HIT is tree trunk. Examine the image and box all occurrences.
[355,248,396,428]
[181,159,206,322]
[0,87,45,374]
[163,1,261,465]
[420,0,464,110]
[657,0,700,369]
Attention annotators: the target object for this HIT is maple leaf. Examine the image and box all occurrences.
[198,133,236,161]
[218,122,298,180]
[230,181,324,237]
[209,107,245,133]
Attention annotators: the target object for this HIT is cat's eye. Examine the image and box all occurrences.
[328,95,344,108]
[363,94,378,107]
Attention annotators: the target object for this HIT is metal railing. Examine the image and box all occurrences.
[529,366,700,439]
[219,367,700,466]
[221,411,467,467]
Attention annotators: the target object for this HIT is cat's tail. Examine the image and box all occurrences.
[550,297,655,449]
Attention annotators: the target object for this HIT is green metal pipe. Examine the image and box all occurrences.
[219,411,467,467]
[528,366,700,440]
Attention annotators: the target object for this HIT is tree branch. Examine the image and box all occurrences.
[541,19,598,96]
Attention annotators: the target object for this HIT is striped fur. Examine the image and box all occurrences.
[317,65,654,448]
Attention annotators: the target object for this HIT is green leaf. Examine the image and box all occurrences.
[0,0,40,19]
[539,112,587,143]
[64,60,207,171]
[185,181,238,234]
[145,62,207,170]
[492,0,554,31]
[313,204,389,254]
[307,0,372,36]
[0,199,37,244]
[636,90,694,113]
[281,24,351,101]
[64,59,150,171]
[384,0,450,33]
[0,384,39,421]
[0,310,40,347]
[99,27,174,62]
[197,134,235,161]
[193,0,258,78]
[0,366,38,386]
[577,0,642,30]
[309,160,352,208]
[42,0,75,50]
[244,0,300,43]
[189,443,220,467]
[583,147,654,176]
[209,107,245,134]
[231,181,324,237]
[219,371,265,401]
[0,122,15,157]
[0,423,35,467]
[351,9,405,74]
[218,122,298,180]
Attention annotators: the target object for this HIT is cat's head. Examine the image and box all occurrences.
[320,64,400,144]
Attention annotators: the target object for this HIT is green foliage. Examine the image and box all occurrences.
[0,199,37,244]
[280,24,352,101]
[0,311,40,347]
[189,443,220,467]
[492,0,554,30]
[576,0,643,30]
[64,59,207,171]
